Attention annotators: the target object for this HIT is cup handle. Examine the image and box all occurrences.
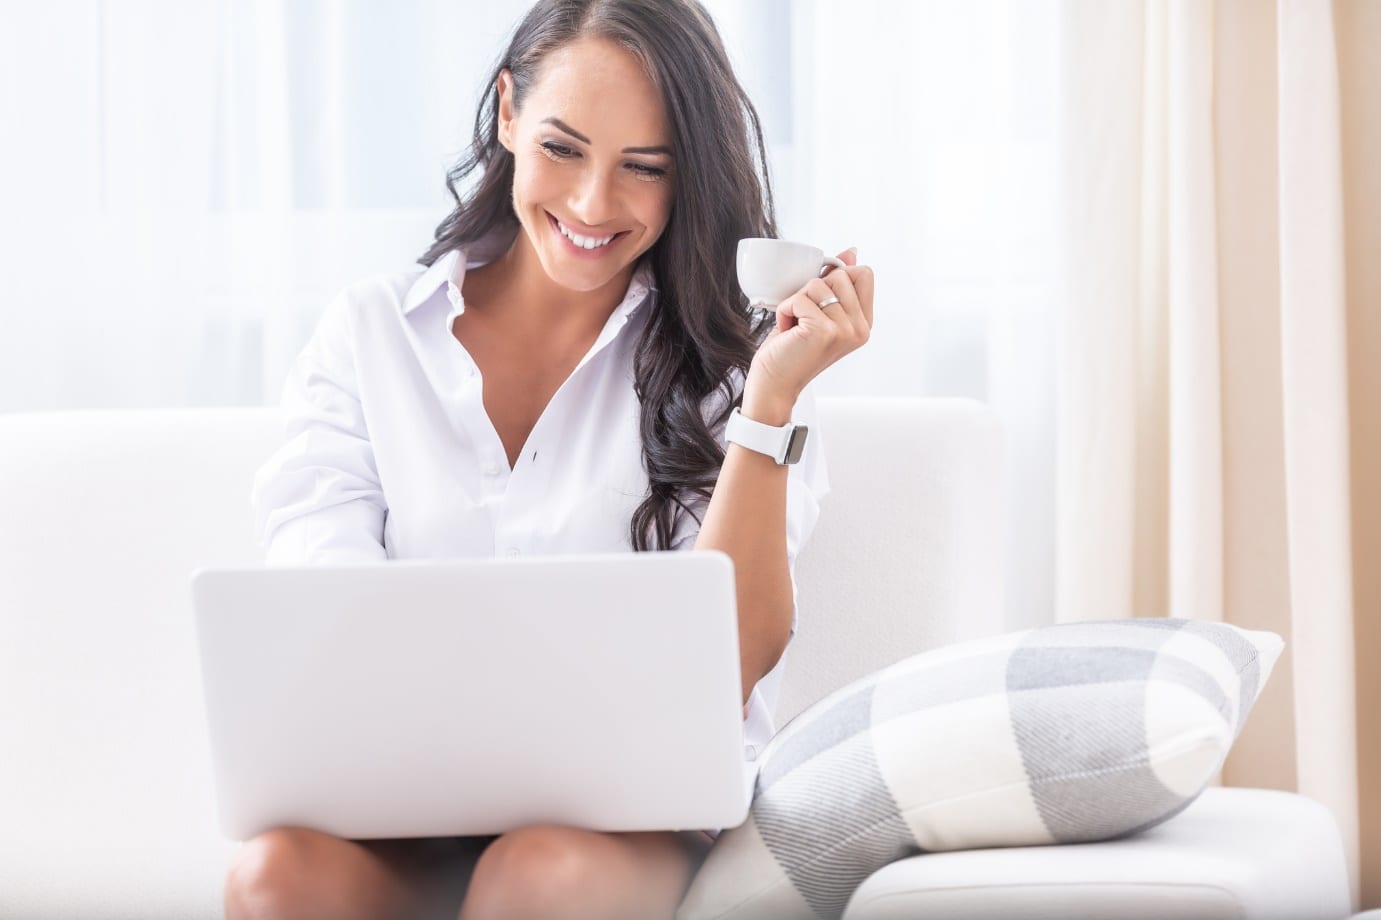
[819,256,847,276]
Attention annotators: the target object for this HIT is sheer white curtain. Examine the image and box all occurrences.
[707,0,1063,635]
[0,0,524,411]
[0,0,1063,630]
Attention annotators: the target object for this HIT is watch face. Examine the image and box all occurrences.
[784,425,809,464]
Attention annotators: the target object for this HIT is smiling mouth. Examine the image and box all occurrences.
[546,212,630,249]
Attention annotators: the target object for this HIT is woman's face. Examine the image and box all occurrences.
[497,37,676,293]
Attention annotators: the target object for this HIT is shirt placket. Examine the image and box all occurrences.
[443,283,642,560]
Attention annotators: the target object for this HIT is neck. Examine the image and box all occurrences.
[471,226,636,340]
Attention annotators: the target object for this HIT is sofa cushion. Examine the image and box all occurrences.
[676,617,1283,920]
[840,787,1351,920]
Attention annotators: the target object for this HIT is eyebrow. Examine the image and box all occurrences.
[540,117,674,156]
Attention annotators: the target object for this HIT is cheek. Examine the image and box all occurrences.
[512,154,561,206]
[645,188,674,229]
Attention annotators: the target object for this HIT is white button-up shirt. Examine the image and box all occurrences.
[250,229,831,772]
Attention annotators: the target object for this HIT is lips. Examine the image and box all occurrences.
[546,211,628,250]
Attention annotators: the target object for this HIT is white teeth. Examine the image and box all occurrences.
[556,218,615,249]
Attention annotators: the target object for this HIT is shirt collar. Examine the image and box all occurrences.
[402,229,659,327]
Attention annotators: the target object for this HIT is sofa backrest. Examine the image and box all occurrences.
[780,398,1006,722]
[0,397,1004,752]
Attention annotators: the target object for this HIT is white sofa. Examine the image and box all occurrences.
[0,398,1353,919]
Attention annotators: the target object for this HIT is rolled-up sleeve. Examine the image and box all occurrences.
[670,380,831,639]
[250,290,389,565]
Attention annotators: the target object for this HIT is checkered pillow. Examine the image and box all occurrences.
[676,617,1282,920]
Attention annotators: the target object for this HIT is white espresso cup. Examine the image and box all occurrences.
[736,238,847,309]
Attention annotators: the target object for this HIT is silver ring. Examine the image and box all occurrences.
[817,295,841,309]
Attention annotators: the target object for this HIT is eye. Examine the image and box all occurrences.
[538,141,669,181]
[540,141,577,159]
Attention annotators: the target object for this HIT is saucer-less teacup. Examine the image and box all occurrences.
[736,238,847,309]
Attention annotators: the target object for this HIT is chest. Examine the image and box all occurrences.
[452,316,592,470]
[482,363,575,470]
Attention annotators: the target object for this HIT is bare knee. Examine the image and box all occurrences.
[461,825,607,918]
[224,827,343,920]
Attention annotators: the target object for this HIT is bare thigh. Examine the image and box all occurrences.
[226,828,711,920]
[459,826,715,920]
[225,828,498,920]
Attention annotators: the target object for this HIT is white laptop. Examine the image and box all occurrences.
[189,550,756,842]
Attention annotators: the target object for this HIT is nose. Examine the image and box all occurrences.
[568,166,618,228]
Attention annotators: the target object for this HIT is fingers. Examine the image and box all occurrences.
[847,264,874,328]
[817,271,869,340]
[780,251,873,336]
[803,277,841,322]
[777,277,835,328]
[823,251,873,331]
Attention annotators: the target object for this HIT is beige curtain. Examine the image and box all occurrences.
[1058,0,1379,910]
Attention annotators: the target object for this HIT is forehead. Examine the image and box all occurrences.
[526,38,669,137]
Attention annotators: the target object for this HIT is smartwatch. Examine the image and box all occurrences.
[725,407,810,465]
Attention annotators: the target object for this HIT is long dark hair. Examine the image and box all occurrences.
[418,0,778,551]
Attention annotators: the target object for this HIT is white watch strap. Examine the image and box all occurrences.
[726,407,797,464]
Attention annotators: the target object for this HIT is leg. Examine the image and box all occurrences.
[224,826,497,920]
[458,825,712,920]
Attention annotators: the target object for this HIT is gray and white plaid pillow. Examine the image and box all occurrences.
[677,617,1283,920]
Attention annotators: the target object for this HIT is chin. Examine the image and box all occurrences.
[545,243,641,287]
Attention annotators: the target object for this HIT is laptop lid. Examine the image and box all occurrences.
[190,550,753,841]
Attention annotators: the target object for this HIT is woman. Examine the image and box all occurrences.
[231,0,873,917]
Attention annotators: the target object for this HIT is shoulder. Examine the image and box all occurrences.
[290,270,421,375]
[318,268,426,336]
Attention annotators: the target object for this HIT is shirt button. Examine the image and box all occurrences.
[485,464,500,477]
[744,744,758,759]
[506,547,521,557]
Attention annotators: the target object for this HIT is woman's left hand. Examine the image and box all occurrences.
[745,248,874,410]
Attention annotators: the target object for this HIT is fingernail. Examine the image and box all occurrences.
[847,246,859,256]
